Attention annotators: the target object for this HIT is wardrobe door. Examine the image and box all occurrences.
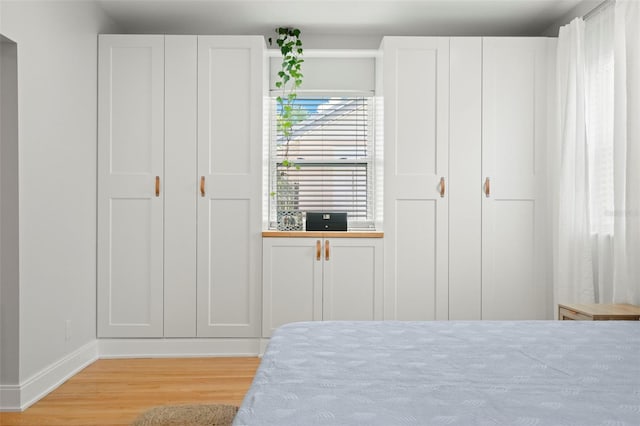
[448,38,482,320]
[481,38,549,320]
[382,37,450,321]
[97,35,164,337]
[163,35,198,337]
[196,36,264,337]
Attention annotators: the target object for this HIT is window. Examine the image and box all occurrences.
[269,96,376,229]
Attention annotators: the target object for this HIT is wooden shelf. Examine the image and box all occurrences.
[262,231,383,238]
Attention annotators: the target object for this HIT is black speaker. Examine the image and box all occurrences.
[305,212,347,231]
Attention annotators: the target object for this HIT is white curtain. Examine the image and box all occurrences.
[555,18,595,306]
[555,0,640,306]
[585,3,615,303]
[611,0,640,304]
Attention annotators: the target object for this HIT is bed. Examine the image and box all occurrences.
[234,320,640,425]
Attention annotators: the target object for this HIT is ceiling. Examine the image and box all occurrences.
[96,0,598,42]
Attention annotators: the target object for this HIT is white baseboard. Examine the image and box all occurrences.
[0,384,21,411]
[0,340,99,412]
[259,338,270,356]
[98,338,262,358]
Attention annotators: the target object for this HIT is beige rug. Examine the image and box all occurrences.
[131,404,239,426]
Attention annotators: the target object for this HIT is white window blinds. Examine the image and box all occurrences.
[270,96,375,228]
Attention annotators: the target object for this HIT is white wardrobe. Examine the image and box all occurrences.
[97,35,264,338]
[97,34,557,343]
[382,36,555,321]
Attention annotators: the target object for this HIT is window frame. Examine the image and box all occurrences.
[267,93,377,230]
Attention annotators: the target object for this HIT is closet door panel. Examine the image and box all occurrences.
[394,200,437,320]
[207,48,252,175]
[395,48,437,176]
[197,36,263,337]
[492,50,535,183]
[383,37,449,321]
[108,199,157,325]
[206,199,252,326]
[164,35,198,337]
[482,38,548,320]
[449,37,482,320]
[484,201,537,319]
[109,47,156,174]
[97,35,164,337]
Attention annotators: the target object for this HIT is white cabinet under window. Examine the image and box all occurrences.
[262,236,383,337]
[97,35,264,338]
[382,36,554,321]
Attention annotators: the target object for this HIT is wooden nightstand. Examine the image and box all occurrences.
[558,303,640,321]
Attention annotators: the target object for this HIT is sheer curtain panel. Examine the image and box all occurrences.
[585,3,615,302]
[611,0,640,304]
[555,1,640,307]
[555,18,596,306]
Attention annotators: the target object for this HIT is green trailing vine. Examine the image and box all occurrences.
[274,27,304,169]
[271,27,305,209]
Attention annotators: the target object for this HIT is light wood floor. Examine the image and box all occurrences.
[0,357,261,426]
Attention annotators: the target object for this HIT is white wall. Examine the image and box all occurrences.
[0,0,119,389]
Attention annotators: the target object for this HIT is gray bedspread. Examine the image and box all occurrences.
[234,321,640,425]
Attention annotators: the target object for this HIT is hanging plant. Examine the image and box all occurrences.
[271,27,305,228]
[274,27,304,169]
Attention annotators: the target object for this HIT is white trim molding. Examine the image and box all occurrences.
[0,340,99,412]
[98,338,262,358]
[0,384,21,412]
[267,48,380,58]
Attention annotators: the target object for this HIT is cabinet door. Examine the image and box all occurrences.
[382,37,450,320]
[97,35,164,337]
[163,35,198,337]
[448,38,483,320]
[196,36,264,337]
[481,38,549,319]
[262,238,322,337]
[323,238,383,321]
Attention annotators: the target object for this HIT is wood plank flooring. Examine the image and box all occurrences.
[0,357,260,426]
